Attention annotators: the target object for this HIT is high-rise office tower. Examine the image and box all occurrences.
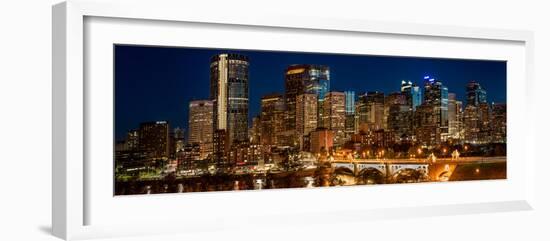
[355,92,369,132]
[173,127,185,153]
[296,93,318,150]
[414,104,440,146]
[249,116,261,145]
[355,91,385,133]
[260,93,286,146]
[465,104,490,145]
[138,121,170,159]
[463,80,493,144]
[466,80,487,106]
[344,91,355,114]
[401,80,422,110]
[322,91,346,146]
[284,64,330,140]
[210,53,250,155]
[188,100,214,159]
[447,93,463,140]
[478,102,492,143]
[463,105,480,144]
[384,92,407,128]
[126,129,139,151]
[385,92,411,141]
[491,103,506,143]
[367,91,385,131]
[188,100,213,144]
[423,76,449,141]
[344,91,356,139]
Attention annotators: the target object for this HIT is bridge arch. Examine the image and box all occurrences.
[357,167,385,184]
[355,163,386,175]
[333,166,354,176]
[391,168,428,183]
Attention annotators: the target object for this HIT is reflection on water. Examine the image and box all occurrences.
[116,169,417,195]
[115,162,506,195]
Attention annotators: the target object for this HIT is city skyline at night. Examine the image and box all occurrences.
[114,45,507,195]
[114,45,506,140]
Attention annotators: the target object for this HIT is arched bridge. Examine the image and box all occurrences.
[331,156,505,182]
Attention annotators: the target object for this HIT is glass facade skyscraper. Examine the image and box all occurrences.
[322,91,346,146]
[401,80,422,110]
[423,76,449,141]
[284,64,330,140]
[344,91,356,139]
[210,53,250,150]
[344,91,355,114]
[466,80,487,106]
[260,94,285,146]
[296,93,318,149]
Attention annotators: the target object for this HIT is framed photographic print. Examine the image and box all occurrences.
[52,0,535,240]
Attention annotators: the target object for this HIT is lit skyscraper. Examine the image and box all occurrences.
[322,91,346,146]
[126,129,139,151]
[463,104,488,144]
[344,91,355,114]
[385,92,411,141]
[188,100,214,159]
[447,93,463,140]
[491,103,506,143]
[423,76,449,140]
[296,93,318,150]
[478,103,492,143]
[249,116,261,145]
[173,127,185,153]
[401,80,422,110]
[138,121,170,159]
[414,104,440,146]
[463,105,480,143]
[355,91,385,133]
[188,100,213,144]
[344,91,356,139]
[367,91,385,131]
[466,80,487,106]
[260,93,286,146]
[210,53,249,150]
[284,64,330,137]
[355,92,369,132]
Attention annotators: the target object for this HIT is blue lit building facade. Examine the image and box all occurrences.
[423,76,449,136]
[284,64,330,134]
[466,80,487,106]
[344,91,355,114]
[401,80,422,110]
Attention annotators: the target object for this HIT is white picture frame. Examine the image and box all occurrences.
[52,0,535,240]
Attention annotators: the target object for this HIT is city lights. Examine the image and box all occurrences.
[114,46,507,195]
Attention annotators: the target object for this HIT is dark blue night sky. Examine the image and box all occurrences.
[115,45,506,140]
